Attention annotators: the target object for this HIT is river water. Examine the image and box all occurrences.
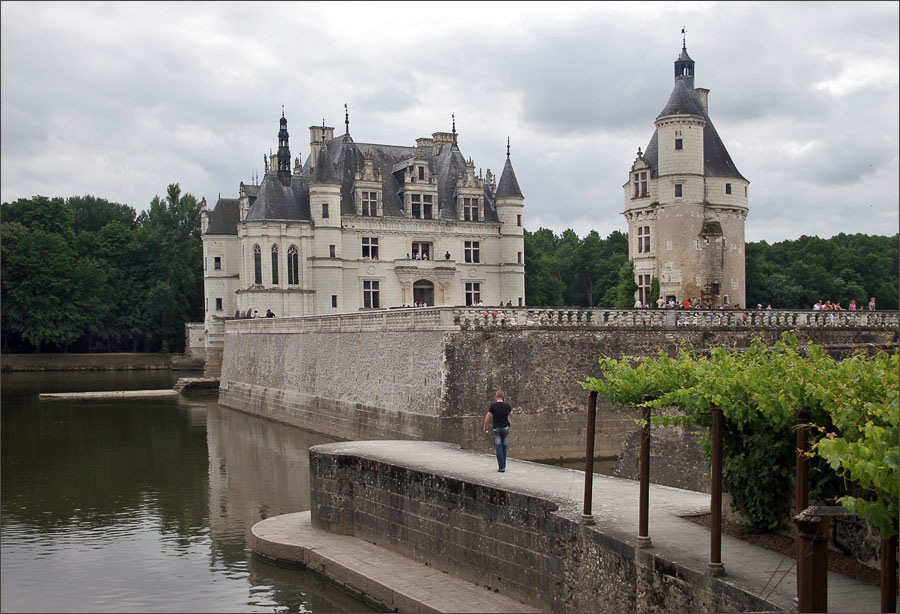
[0,370,375,613]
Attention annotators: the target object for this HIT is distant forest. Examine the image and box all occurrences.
[1,192,897,354]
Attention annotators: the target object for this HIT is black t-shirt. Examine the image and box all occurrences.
[489,401,511,429]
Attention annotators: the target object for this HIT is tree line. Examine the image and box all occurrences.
[525,228,899,311]
[1,192,896,354]
[1,186,202,353]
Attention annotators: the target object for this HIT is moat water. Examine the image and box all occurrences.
[0,370,375,613]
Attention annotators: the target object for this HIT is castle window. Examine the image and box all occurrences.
[411,242,431,260]
[362,237,379,260]
[464,240,480,263]
[214,256,221,270]
[215,297,223,311]
[418,166,425,180]
[518,251,522,264]
[725,183,732,195]
[465,282,481,306]
[322,203,329,218]
[675,138,683,150]
[332,295,338,308]
[675,184,683,198]
[423,195,433,219]
[362,191,377,216]
[637,226,651,254]
[463,198,479,221]
[253,244,262,284]
[633,171,648,198]
[517,214,522,227]
[287,245,299,285]
[271,245,279,285]
[411,194,421,219]
[637,274,651,305]
[363,280,380,309]
[329,244,336,258]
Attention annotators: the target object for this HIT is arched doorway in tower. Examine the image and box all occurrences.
[413,280,434,306]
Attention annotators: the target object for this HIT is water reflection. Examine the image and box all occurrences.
[1,371,372,613]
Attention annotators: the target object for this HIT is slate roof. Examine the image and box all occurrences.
[206,197,240,235]
[495,157,523,198]
[642,72,746,182]
[245,174,311,221]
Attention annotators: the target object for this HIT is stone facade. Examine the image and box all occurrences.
[200,113,525,360]
[625,43,749,308]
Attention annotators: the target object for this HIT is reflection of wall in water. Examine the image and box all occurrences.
[205,401,336,566]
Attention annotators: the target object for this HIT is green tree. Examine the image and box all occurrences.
[649,277,660,307]
[611,260,638,308]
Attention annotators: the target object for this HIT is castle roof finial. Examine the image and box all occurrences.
[321,118,326,143]
[282,104,285,118]
[344,103,349,135]
[682,26,686,50]
[506,136,510,159]
[452,113,457,145]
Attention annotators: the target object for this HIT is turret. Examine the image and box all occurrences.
[495,138,525,306]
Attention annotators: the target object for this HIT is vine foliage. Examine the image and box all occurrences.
[581,333,898,537]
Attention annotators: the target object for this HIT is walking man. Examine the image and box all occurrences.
[483,389,512,472]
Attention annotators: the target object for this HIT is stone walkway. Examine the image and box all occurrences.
[252,440,891,613]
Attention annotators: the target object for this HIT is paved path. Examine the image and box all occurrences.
[253,440,890,613]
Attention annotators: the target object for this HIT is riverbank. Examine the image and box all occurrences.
[1,352,204,372]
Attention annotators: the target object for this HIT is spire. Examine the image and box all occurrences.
[674,30,695,86]
[277,109,291,185]
[344,103,349,135]
[496,142,523,199]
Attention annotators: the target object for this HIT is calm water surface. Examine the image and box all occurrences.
[1,370,375,613]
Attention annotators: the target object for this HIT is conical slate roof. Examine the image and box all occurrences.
[656,78,706,119]
[310,143,341,185]
[495,157,523,198]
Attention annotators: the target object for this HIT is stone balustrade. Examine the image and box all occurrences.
[225,306,898,334]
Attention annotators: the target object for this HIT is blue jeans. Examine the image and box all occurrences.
[492,426,509,470]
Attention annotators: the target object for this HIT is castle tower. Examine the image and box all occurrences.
[623,40,749,308]
[495,138,525,306]
[309,125,344,313]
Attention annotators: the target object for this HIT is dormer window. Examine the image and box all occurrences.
[633,171,648,198]
[410,194,433,219]
[361,191,378,216]
[463,197,479,221]
[418,166,425,180]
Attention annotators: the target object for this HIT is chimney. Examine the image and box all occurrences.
[695,88,709,114]
[309,125,335,168]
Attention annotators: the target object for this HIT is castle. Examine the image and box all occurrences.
[200,111,525,344]
[624,41,749,308]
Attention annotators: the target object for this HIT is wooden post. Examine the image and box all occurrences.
[883,532,898,613]
[794,508,830,613]
[709,404,725,576]
[796,408,811,598]
[638,396,652,548]
[582,390,597,525]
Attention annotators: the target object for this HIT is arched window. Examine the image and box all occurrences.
[287,245,299,285]
[253,245,262,285]
[271,244,279,285]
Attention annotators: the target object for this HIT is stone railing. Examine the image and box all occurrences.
[225,306,899,334]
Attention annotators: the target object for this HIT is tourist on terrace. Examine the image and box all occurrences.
[849,300,857,311]
[868,297,876,311]
[265,309,275,318]
[634,298,642,309]
[483,389,512,473]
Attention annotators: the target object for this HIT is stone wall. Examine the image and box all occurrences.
[219,310,897,461]
[309,441,782,613]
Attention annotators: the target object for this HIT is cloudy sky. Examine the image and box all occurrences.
[2,1,897,243]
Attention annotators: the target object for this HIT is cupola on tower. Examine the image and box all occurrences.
[623,38,749,308]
